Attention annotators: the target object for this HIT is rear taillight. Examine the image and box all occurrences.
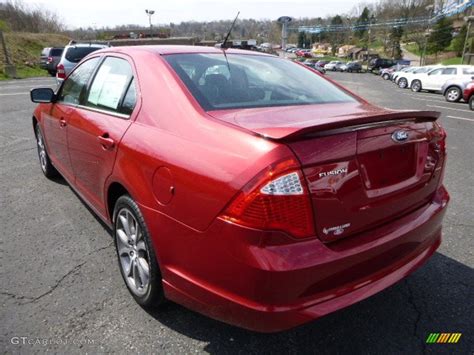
[47,56,53,63]
[56,63,66,79]
[221,159,315,239]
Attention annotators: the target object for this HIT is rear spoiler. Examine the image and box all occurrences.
[269,110,441,141]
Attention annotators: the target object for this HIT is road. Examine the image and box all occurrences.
[1,74,473,354]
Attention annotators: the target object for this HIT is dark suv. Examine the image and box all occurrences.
[368,58,397,73]
[40,47,64,76]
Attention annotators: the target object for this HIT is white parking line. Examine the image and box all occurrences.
[407,97,468,106]
[446,115,474,122]
[0,92,29,96]
[0,85,56,91]
[426,104,473,113]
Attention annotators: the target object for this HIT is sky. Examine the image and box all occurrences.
[17,0,374,29]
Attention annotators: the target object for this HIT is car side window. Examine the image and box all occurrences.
[442,68,456,75]
[86,57,134,115]
[119,78,137,115]
[429,69,443,76]
[58,57,101,105]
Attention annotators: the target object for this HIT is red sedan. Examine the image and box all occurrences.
[30,46,449,332]
[463,80,474,110]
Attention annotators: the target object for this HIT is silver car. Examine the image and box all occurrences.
[56,42,108,84]
[441,76,474,102]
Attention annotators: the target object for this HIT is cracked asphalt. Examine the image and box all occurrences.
[1,73,473,354]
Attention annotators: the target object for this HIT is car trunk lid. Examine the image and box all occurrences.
[209,103,444,242]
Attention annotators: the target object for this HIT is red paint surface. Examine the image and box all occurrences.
[33,45,449,332]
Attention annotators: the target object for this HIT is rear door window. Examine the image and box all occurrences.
[442,68,456,75]
[65,47,103,63]
[50,48,63,56]
[58,57,101,105]
[463,67,474,75]
[86,56,135,115]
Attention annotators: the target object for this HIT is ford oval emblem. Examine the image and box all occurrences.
[391,130,409,143]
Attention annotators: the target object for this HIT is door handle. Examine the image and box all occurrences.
[97,134,115,150]
[59,118,67,127]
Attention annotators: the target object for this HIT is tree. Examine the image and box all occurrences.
[297,31,305,48]
[390,26,403,59]
[451,24,467,56]
[329,15,344,55]
[355,7,370,39]
[427,16,453,55]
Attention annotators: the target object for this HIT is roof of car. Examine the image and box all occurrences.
[99,45,271,57]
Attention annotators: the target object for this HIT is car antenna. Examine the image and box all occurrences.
[222,11,240,49]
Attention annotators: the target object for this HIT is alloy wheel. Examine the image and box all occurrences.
[399,78,407,88]
[36,125,47,173]
[116,208,151,297]
[446,88,460,102]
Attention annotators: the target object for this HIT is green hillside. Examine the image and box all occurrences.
[1,32,70,79]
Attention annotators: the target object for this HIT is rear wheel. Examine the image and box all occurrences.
[113,195,165,308]
[411,80,422,92]
[469,96,473,111]
[445,87,462,102]
[398,78,408,89]
[35,123,58,179]
[383,73,390,80]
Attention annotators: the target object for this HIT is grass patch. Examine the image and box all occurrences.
[1,32,69,79]
[441,57,462,65]
[404,43,422,56]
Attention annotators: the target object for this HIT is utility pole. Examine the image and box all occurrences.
[461,15,474,64]
[421,4,434,66]
[0,30,16,78]
[145,9,155,38]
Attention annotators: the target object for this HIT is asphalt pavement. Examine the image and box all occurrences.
[0,73,472,354]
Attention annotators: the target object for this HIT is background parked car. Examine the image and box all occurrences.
[302,60,326,74]
[441,76,474,102]
[391,66,416,82]
[463,80,474,110]
[368,58,397,72]
[56,41,109,83]
[325,61,344,71]
[410,65,474,93]
[341,61,362,73]
[315,60,329,68]
[295,49,313,58]
[40,47,64,76]
[396,66,443,89]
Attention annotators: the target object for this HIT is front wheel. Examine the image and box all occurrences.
[469,96,473,111]
[398,78,408,89]
[383,73,390,80]
[113,195,165,308]
[35,123,58,179]
[411,80,422,92]
[445,87,462,102]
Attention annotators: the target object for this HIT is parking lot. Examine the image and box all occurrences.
[1,73,472,353]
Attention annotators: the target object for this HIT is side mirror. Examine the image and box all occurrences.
[30,88,55,103]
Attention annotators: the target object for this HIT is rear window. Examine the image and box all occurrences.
[463,67,474,75]
[50,48,63,56]
[165,53,356,111]
[65,46,103,63]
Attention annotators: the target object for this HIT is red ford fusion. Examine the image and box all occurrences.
[30,46,449,332]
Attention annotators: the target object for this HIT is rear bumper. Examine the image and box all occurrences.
[142,185,449,333]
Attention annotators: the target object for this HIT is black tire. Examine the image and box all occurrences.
[383,73,390,80]
[34,123,59,179]
[411,80,422,92]
[113,195,165,309]
[469,96,473,111]
[398,78,408,89]
[444,86,462,102]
